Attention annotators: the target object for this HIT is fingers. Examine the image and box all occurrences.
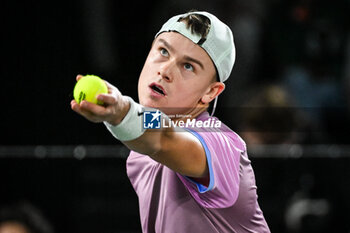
[97,93,117,105]
[81,100,106,113]
[103,80,114,89]
[71,100,109,123]
[71,75,125,123]
[76,74,84,82]
[103,80,121,95]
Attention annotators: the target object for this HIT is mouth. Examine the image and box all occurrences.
[149,82,166,96]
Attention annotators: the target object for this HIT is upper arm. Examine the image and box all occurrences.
[124,126,209,178]
[176,131,243,208]
[156,128,209,178]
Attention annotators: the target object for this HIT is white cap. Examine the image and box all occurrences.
[155,11,236,82]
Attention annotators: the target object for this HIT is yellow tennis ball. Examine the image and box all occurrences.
[73,75,108,105]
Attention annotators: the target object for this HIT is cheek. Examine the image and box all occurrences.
[171,83,205,103]
[138,65,152,102]
[138,58,154,86]
[137,72,145,95]
[139,58,157,84]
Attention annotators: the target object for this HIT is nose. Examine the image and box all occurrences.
[158,60,175,82]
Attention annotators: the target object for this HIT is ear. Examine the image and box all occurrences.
[201,82,225,104]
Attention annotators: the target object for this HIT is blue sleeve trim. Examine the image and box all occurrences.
[184,128,214,193]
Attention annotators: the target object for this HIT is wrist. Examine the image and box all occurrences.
[104,96,145,141]
[107,95,131,126]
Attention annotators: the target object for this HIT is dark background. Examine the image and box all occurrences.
[1,0,350,232]
[2,156,350,233]
[2,0,350,145]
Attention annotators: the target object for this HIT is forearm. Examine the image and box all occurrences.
[105,97,208,177]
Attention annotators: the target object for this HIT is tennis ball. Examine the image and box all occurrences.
[73,75,108,105]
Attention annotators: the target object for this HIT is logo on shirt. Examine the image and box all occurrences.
[143,110,162,129]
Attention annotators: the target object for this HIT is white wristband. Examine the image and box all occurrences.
[104,96,145,141]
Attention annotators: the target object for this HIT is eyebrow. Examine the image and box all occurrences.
[158,38,204,70]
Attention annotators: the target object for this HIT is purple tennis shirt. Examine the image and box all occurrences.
[126,112,270,232]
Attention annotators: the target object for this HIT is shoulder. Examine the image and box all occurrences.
[190,112,246,153]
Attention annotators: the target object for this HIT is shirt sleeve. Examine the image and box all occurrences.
[176,128,244,209]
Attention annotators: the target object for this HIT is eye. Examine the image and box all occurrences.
[184,63,194,72]
[160,48,169,57]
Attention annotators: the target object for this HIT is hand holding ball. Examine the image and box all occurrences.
[73,75,108,105]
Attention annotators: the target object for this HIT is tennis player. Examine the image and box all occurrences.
[71,10,270,232]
